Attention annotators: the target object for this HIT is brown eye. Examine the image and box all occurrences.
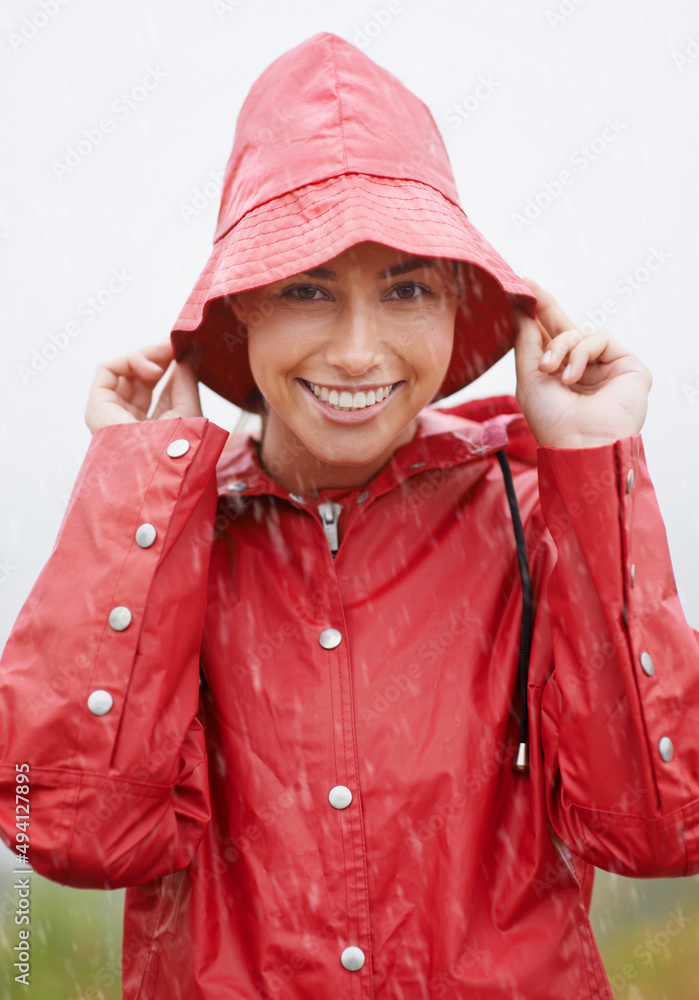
[281,284,329,302]
[386,281,433,301]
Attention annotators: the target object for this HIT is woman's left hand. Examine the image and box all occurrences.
[513,277,652,448]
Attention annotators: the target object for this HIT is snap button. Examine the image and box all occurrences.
[319,628,342,649]
[630,563,635,588]
[87,690,113,716]
[108,606,132,631]
[640,652,654,677]
[289,493,307,504]
[340,946,365,971]
[167,439,190,458]
[658,736,673,762]
[135,523,157,548]
[626,469,634,493]
[328,785,353,810]
[357,491,370,504]
[226,480,248,493]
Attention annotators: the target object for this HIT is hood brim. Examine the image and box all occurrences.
[171,173,537,410]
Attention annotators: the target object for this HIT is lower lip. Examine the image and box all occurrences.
[298,379,403,425]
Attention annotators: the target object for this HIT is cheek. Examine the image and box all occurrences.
[437,316,457,359]
[247,342,285,408]
[247,323,289,382]
[411,314,456,380]
[247,320,316,399]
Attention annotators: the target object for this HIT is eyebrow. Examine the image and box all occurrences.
[297,257,445,281]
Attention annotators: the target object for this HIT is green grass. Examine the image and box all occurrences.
[0,864,124,1000]
[590,871,699,998]
[1,856,697,997]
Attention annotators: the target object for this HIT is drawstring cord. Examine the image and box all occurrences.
[496,450,532,774]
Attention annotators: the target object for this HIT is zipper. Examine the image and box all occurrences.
[317,501,343,557]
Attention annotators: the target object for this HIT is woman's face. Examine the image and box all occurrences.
[230,241,463,492]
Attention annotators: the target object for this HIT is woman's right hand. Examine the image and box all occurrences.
[85,341,203,434]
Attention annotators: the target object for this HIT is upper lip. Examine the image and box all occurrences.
[299,378,400,391]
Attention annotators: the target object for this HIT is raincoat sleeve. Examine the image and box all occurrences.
[533,433,699,877]
[0,416,229,888]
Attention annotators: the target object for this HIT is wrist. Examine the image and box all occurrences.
[538,433,619,450]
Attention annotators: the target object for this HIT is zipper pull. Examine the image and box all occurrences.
[317,501,343,556]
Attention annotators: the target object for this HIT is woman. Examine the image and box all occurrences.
[1,31,698,999]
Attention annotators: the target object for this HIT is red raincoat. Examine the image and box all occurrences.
[1,397,699,998]
[2,30,699,1000]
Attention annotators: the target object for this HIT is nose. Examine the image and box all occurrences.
[323,301,384,376]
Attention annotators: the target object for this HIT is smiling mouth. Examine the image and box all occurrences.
[301,379,397,411]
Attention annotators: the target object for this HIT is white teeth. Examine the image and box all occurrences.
[306,381,394,411]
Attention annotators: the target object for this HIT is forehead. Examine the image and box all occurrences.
[297,241,453,280]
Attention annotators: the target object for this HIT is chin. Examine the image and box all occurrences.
[312,443,386,468]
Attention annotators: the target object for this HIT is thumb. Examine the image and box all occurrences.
[513,311,547,386]
[151,358,202,419]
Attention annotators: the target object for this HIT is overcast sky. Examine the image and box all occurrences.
[1,0,699,642]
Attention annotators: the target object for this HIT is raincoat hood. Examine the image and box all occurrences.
[171,32,537,410]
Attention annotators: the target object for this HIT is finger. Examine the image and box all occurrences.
[150,382,171,420]
[115,374,136,402]
[173,356,201,398]
[535,315,554,348]
[150,357,202,420]
[89,342,174,394]
[520,276,578,342]
[513,312,548,386]
[90,355,161,396]
[557,330,629,383]
[538,327,588,372]
[165,358,202,416]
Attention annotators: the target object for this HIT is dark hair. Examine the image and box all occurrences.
[242,384,268,417]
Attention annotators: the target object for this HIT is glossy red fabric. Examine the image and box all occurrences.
[170,33,537,410]
[1,399,699,997]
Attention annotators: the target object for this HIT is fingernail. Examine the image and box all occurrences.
[562,363,572,380]
[541,350,552,365]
